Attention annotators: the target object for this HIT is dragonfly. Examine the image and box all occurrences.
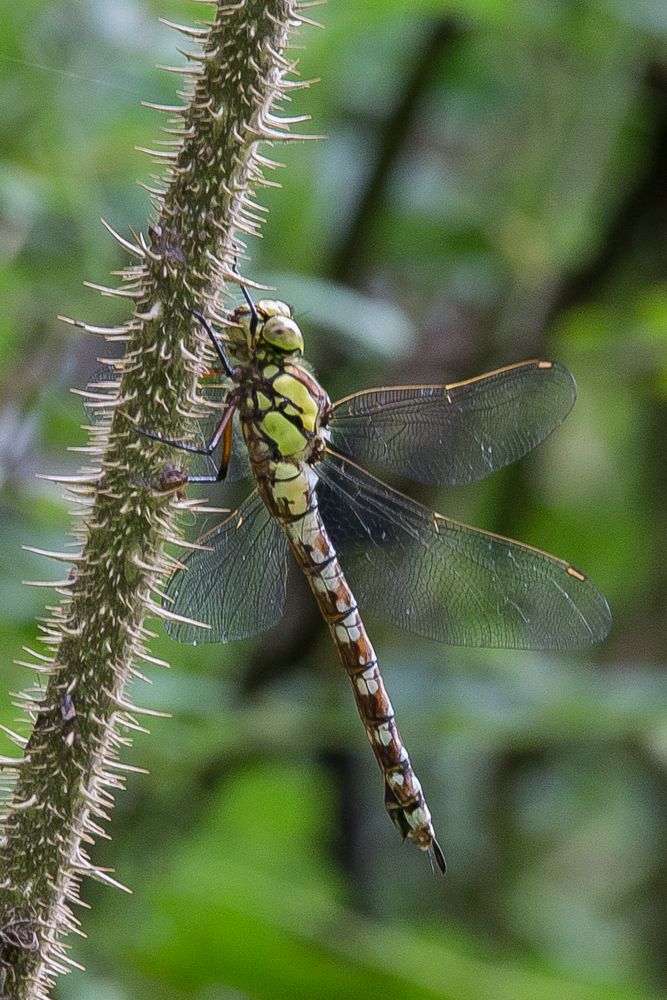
[120,291,611,873]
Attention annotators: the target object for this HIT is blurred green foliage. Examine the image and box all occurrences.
[1,1,667,998]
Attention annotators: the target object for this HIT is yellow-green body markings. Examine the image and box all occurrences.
[229,299,444,868]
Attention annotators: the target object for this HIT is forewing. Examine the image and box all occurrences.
[164,490,289,644]
[317,450,610,650]
[330,360,576,485]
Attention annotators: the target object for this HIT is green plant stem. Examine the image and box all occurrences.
[0,2,313,996]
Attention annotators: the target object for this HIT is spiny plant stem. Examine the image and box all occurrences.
[0,2,315,996]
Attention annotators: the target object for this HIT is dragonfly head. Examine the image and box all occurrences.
[232,299,304,358]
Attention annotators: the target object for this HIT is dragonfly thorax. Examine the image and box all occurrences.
[240,359,331,465]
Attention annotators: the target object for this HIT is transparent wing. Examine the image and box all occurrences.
[316,450,611,650]
[164,490,289,644]
[81,367,251,482]
[330,360,576,486]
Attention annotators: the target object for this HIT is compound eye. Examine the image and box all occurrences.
[256,299,292,319]
[262,315,304,354]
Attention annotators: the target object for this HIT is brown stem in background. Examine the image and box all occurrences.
[330,19,461,285]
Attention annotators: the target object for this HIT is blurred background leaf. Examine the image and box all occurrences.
[1,1,666,998]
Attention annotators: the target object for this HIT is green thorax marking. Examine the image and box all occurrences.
[229,299,331,463]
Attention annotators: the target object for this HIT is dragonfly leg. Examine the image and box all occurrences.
[241,284,259,339]
[190,310,236,380]
[134,398,238,483]
[230,257,260,339]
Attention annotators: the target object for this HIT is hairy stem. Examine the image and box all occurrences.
[0,2,314,996]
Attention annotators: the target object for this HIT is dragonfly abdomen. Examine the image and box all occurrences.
[282,500,446,873]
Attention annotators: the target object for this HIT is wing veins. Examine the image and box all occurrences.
[318,448,609,649]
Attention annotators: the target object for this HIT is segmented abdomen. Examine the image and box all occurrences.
[281,491,445,872]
